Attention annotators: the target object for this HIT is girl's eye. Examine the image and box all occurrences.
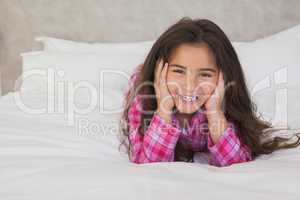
[199,73,212,78]
[172,69,185,74]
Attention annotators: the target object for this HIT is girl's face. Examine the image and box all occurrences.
[166,43,219,114]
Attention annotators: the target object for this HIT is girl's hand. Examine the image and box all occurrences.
[204,71,229,144]
[204,71,225,114]
[154,59,175,118]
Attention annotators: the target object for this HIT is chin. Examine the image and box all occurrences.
[174,102,204,114]
[176,108,197,114]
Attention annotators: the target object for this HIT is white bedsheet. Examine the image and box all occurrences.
[0,92,299,200]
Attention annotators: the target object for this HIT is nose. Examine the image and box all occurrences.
[182,75,198,94]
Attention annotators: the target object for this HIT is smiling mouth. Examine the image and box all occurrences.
[177,94,199,102]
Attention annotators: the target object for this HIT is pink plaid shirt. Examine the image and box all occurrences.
[125,65,252,167]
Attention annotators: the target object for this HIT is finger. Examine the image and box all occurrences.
[160,62,168,84]
[154,59,164,97]
[215,72,225,99]
[215,72,224,92]
[154,59,164,85]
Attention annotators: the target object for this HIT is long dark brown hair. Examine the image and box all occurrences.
[118,17,300,162]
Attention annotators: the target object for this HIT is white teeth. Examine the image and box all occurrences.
[178,94,199,102]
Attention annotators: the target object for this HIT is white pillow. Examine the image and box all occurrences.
[20,38,157,115]
[36,37,155,54]
[20,51,148,91]
[36,36,246,54]
[19,51,141,116]
[235,25,300,128]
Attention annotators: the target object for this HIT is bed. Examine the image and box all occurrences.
[0,0,300,199]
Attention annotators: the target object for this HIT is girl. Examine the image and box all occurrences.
[119,17,300,167]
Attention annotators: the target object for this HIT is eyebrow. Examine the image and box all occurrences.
[169,64,217,73]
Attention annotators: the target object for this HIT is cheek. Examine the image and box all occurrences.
[166,74,181,95]
[166,81,180,96]
[197,80,217,95]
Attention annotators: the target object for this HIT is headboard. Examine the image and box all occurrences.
[1,0,300,95]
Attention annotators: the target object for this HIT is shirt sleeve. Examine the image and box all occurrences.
[206,122,252,167]
[129,111,181,164]
[126,64,181,164]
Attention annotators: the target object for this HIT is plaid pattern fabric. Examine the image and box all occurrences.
[126,65,252,167]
